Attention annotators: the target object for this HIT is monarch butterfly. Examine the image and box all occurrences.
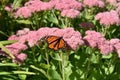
[45,36,66,50]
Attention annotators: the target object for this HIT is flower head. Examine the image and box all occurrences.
[83,30,114,55]
[95,10,120,26]
[54,0,82,11]
[4,3,12,12]
[83,30,104,48]
[61,9,80,18]
[106,0,117,6]
[116,3,120,14]
[98,41,114,55]
[83,0,104,8]
[13,53,27,64]
[14,6,32,18]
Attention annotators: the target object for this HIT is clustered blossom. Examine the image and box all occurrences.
[5,42,28,64]
[106,0,117,6]
[83,0,105,8]
[83,30,114,55]
[54,0,82,11]
[54,0,82,18]
[2,27,120,64]
[5,27,84,64]
[4,3,12,12]
[116,3,120,14]
[61,9,80,18]
[13,0,82,18]
[14,0,54,18]
[110,39,120,57]
[37,27,84,50]
[14,6,32,18]
[84,30,120,57]
[95,10,120,26]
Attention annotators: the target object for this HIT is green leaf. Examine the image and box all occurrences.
[18,74,27,80]
[16,20,32,24]
[0,63,18,67]
[47,14,58,24]
[90,54,99,63]
[30,65,47,78]
[40,63,50,69]
[0,40,18,45]
[12,0,22,9]
[0,31,9,37]
[102,53,112,59]
[50,52,62,61]
[0,42,14,59]
[0,71,36,75]
[47,69,62,80]
[109,65,114,74]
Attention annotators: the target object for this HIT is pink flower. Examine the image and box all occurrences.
[13,53,27,64]
[25,0,42,12]
[9,27,84,50]
[0,49,8,56]
[113,43,120,57]
[25,0,54,12]
[63,28,84,50]
[83,0,105,8]
[8,35,20,40]
[116,3,120,14]
[95,10,120,26]
[84,30,114,55]
[61,9,80,18]
[6,42,28,55]
[5,27,84,64]
[25,31,41,47]
[54,0,82,11]
[83,30,104,48]
[16,28,30,36]
[109,38,120,45]
[97,1,105,8]
[38,27,84,50]
[116,49,120,58]
[98,41,114,55]
[106,0,117,6]
[14,6,32,18]
[4,3,12,12]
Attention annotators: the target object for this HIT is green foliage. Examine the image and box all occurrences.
[1,0,120,80]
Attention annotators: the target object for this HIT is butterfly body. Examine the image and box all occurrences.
[46,36,66,50]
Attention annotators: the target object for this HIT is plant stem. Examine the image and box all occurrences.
[45,52,49,65]
[60,53,65,80]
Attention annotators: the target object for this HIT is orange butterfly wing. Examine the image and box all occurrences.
[46,36,65,50]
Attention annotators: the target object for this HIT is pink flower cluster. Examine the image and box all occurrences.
[106,0,117,6]
[3,27,120,64]
[83,0,105,8]
[37,27,84,50]
[83,30,120,57]
[110,39,120,57]
[116,3,120,14]
[83,30,114,55]
[95,10,120,26]
[6,43,27,64]
[13,0,82,18]
[14,0,54,18]
[53,0,82,18]
[54,0,82,11]
[4,3,12,12]
[6,27,84,64]
[61,9,80,18]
